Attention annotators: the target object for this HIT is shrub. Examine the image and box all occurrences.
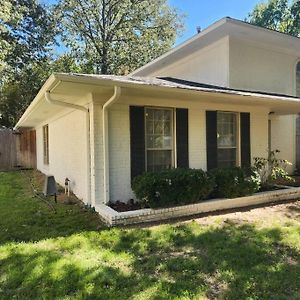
[253,149,293,188]
[209,167,260,198]
[132,168,214,208]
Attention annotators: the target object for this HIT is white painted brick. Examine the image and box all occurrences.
[36,108,88,203]
[95,188,300,226]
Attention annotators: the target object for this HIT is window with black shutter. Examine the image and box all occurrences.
[130,106,189,178]
[206,111,251,170]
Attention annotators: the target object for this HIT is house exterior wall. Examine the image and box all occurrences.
[228,37,297,95]
[36,108,89,203]
[137,36,299,173]
[270,115,296,173]
[229,37,299,170]
[145,37,230,87]
[107,97,269,203]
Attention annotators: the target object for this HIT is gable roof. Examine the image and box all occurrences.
[131,17,300,76]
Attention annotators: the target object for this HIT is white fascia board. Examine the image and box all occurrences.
[14,74,59,129]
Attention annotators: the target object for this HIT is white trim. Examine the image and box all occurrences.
[144,107,175,172]
[102,86,122,204]
[217,111,240,167]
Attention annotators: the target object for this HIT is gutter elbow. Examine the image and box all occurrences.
[45,91,52,105]
[103,86,121,110]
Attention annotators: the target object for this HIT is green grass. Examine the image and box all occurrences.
[0,171,299,299]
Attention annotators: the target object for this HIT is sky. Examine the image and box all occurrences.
[169,0,261,44]
[44,0,262,47]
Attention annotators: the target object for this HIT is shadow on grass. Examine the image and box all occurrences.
[0,171,104,245]
[0,222,299,299]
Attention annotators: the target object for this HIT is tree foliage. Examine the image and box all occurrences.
[0,0,183,127]
[0,0,57,75]
[56,0,184,74]
[247,0,300,37]
[0,0,60,127]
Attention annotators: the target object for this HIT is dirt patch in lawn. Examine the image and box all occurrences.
[192,199,300,227]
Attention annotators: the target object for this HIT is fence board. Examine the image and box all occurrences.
[0,128,36,170]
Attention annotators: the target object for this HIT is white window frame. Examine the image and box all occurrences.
[144,107,175,172]
[217,111,241,167]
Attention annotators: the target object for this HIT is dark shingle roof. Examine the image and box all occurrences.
[158,76,300,100]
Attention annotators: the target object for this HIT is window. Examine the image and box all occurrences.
[297,61,300,97]
[43,125,49,165]
[217,112,238,168]
[145,108,174,172]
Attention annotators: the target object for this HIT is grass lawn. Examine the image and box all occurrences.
[0,171,299,299]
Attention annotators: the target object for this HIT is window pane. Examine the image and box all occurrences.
[145,108,173,172]
[153,135,163,148]
[154,120,163,135]
[164,121,171,136]
[217,112,237,147]
[218,148,236,168]
[217,112,238,167]
[147,150,172,172]
[147,135,154,148]
[146,120,154,134]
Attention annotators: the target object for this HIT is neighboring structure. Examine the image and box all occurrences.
[15,17,300,208]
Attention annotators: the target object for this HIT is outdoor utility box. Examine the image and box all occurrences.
[43,175,57,196]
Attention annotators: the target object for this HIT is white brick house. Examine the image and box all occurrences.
[15,17,300,209]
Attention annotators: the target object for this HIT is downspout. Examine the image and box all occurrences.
[45,91,92,206]
[102,86,121,204]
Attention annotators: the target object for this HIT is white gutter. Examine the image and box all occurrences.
[45,91,88,113]
[45,90,92,206]
[102,86,121,204]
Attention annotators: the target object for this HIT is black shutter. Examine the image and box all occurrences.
[176,108,189,168]
[130,106,145,179]
[206,111,218,170]
[240,112,251,169]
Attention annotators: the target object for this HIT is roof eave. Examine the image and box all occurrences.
[14,74,59,129]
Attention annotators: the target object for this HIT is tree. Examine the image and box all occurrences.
[57,0,184,74]
[0,56,83,128]
[0,0,57,75]
[247,0,300,37]
[0,0,58,128]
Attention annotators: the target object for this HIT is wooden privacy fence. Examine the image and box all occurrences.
[0,128,36,171]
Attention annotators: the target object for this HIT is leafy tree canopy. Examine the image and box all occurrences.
[0,0,61,127]
[247,0,300,37]
[56,0,184,74]
[0,0,57,76]
[0,0,183,127]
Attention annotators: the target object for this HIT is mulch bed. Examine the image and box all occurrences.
[109,200,145,212]
[109,182,296,213]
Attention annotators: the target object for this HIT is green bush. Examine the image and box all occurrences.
[132,168,214,208]
[209,167,260,198]
[253,149,293,188]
